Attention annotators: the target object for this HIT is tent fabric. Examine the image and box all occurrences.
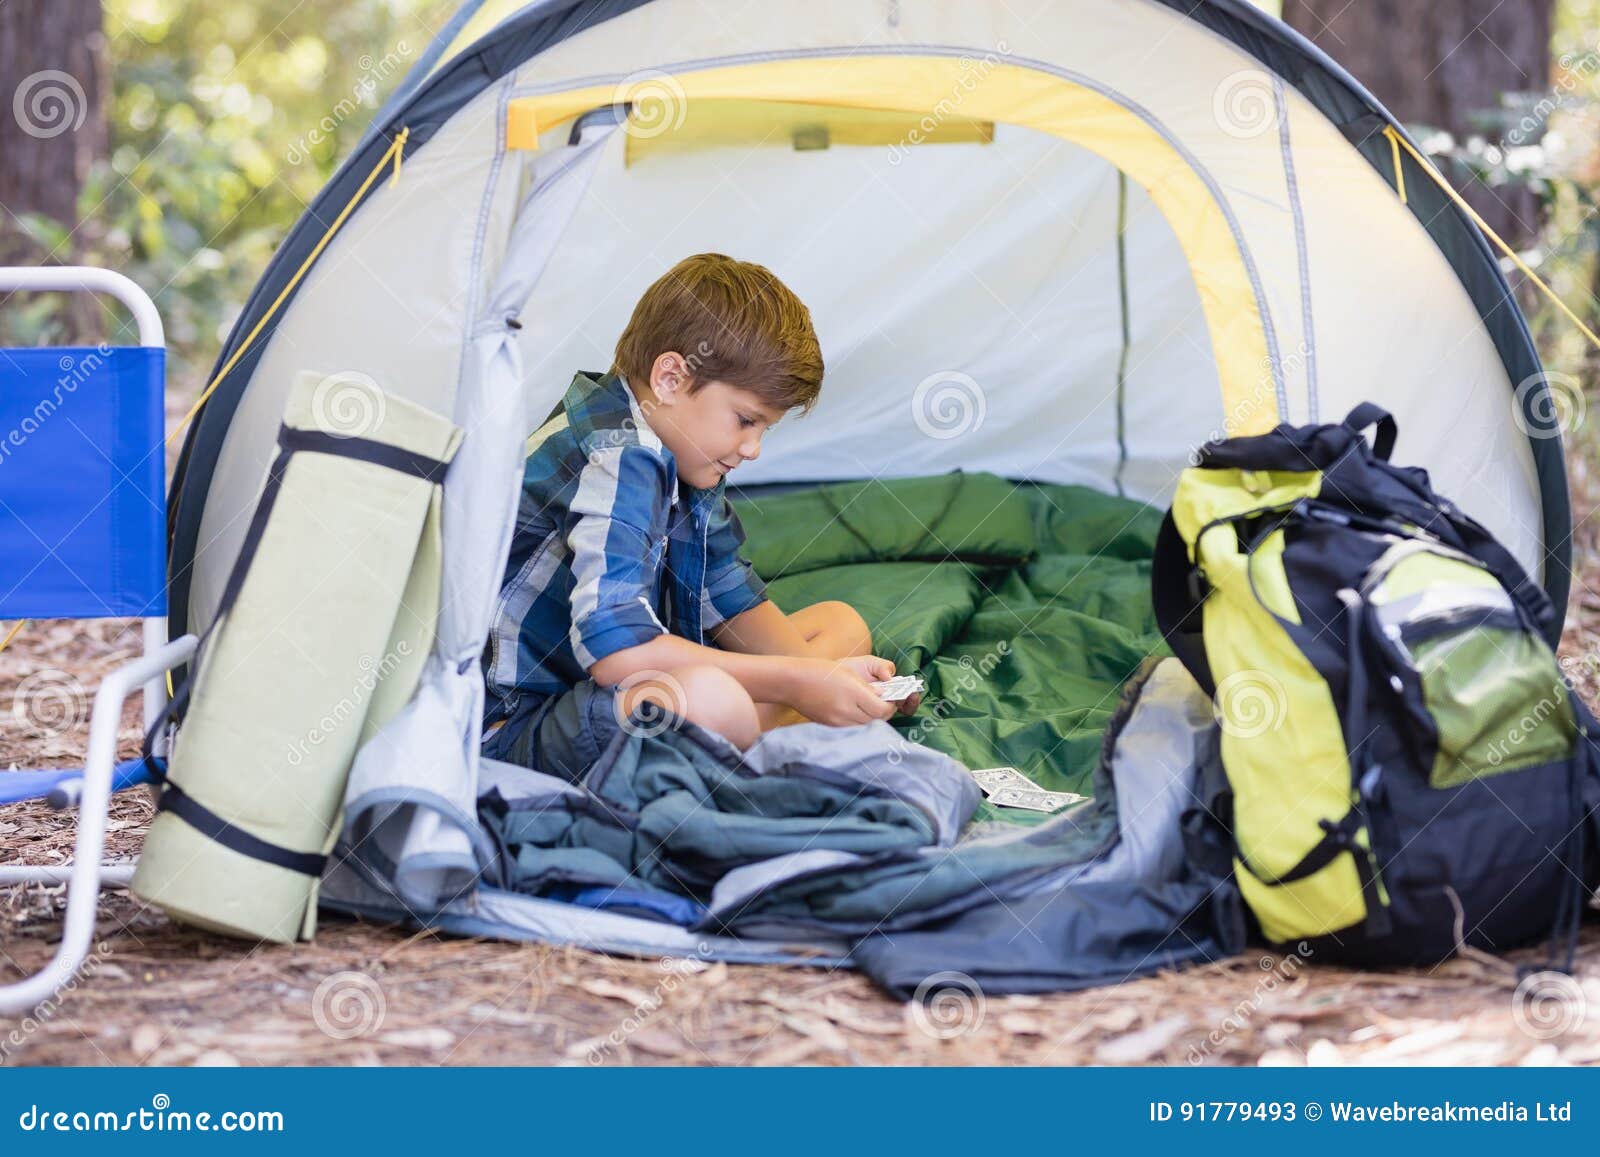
[159,0,1574,980]
[169,0,1570,653]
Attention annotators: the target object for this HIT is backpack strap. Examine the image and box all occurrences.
[1228,579,1393,939]
[1340,402,1397,462]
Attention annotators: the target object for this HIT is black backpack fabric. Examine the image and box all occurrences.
[1154,402,1599,970]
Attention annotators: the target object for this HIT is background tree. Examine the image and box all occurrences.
[0,0,109,338]
[1283,0,1555,246]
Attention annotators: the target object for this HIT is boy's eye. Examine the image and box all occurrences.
[738,414,758,428]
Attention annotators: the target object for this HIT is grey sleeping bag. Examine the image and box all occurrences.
[477,658,1246,993]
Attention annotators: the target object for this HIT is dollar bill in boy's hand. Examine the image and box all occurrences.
[871,674,925,702]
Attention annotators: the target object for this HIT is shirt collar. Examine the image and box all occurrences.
[617,373,680,508]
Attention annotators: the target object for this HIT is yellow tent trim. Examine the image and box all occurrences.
[506,56,1278,435]
[617,99,993,167]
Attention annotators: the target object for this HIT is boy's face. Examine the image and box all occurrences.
[638,352,786,490]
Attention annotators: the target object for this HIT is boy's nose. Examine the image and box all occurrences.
[740,436,761,462]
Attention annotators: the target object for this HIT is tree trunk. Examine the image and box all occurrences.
[0,0,108,338]
[1282,0,1553,246]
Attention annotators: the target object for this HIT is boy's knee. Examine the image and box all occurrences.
[623,666,759,749]
[811,601,872,657]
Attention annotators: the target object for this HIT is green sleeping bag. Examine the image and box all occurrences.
[732,472,1168,812]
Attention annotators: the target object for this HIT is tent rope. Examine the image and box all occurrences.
[1386,127,1406,205]
[1383,125,1600,354]
[167,125,412,447]
[0,619,26,655]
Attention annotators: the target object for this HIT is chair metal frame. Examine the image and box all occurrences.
[0,267,199,1016]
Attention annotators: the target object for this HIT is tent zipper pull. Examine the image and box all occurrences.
[1383,126,1406,205]
[390,125,410,188]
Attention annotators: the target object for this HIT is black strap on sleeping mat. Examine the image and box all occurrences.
[153,420,451,858]
[212,422,451,636]
[274,426,452,484]
[155,779,327,877]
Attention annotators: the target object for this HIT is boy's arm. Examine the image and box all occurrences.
[589,633,896,726]
[706,599,814,657]
[564,447,889,723]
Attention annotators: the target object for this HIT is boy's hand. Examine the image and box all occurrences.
[785,657,898,727]
[836,655,923,716]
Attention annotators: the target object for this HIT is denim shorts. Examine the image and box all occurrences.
[481,680,625,781]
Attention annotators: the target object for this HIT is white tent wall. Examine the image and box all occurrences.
[186,0,1549,643]
[158,0,1568,954]
[188,79,522,633]
[516,122,1223,498]
[1286,87,1546,565]
[476,0,1541,564]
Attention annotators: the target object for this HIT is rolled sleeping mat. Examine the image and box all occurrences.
[132,371,462,942]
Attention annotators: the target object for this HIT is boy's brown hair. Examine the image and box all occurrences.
[612,253,824,414]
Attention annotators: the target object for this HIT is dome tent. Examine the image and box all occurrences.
[156,0,1574,967]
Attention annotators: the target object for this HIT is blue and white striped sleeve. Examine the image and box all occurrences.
[565,441,672,668]
[701,493,769,630]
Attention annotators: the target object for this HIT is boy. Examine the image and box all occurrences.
[481,253,921,777]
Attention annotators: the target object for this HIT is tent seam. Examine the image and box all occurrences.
[1274,74,1318,423]
[453,73,519,422]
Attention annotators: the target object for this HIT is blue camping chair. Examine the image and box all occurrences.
[0,267,198,1016]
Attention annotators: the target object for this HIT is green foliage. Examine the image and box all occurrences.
[1399,5,1600,460]
[8,0,1597,418]
[7,0,455,383]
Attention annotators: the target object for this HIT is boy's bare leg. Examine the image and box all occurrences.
[753,601,872,732]
[619,666,761,749]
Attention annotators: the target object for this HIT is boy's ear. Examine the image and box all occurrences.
[649,351,693,405]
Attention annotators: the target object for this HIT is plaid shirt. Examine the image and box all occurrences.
[482,370,769,731]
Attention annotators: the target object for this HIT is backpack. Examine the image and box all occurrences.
[1153,402,1598,970]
